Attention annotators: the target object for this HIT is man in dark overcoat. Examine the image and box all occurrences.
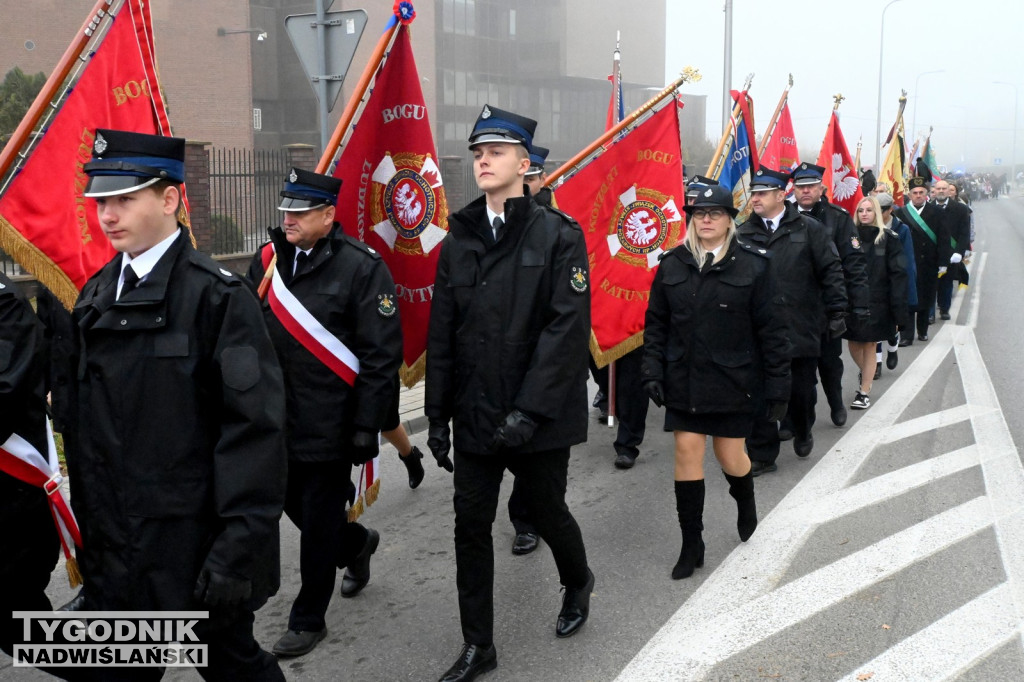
[736,167,847,474]
[895,177,952,342]
[247,168,402,657]
[426,105,595,682]
[69,129,287,679]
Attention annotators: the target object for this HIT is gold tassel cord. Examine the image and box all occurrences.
[0,212,80,310]
[364,477,381,508]
[65,555,83,588]
[347,496,365,523]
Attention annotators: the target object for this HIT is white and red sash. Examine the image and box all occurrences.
[0,420,83,586]
[261,244,360,386]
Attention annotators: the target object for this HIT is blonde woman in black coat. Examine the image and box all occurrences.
[642,186,791,580]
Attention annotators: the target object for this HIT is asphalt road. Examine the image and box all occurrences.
[4,194,1023,681]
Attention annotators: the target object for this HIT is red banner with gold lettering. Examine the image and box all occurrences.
[0,0,171,308]
[553,103,685,367]
[333,22,446,387]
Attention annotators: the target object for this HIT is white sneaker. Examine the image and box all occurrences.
[851,392,871,410]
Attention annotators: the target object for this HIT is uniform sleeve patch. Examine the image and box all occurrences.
[570,266,588,293]
[377,293,397,317]
[221,346,260,392]
[851,237,861,249]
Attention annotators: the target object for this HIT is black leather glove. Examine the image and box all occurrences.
[427,420,454,472]
[491,409,538,452]
[349,429,379,465]
[765,400,788,422]
[644,380,665,407]
[194,569,251,609]
[828,313,847,339]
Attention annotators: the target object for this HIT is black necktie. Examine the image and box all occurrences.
[702,253,715,272]
[120,265,139,300]
[492,216,504,242]
[294,251,309,276]
[764,218,773,232]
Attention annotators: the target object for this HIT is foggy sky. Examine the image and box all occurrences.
[663,0,1022,172]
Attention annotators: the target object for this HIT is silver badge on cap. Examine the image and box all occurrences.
[703,188,713,197]
[481,105,492,119]
[800,163,807,170]
[756,169,763,176]
[289,170,298,183]
[93,133,107,155]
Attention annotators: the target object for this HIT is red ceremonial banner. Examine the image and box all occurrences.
[0,0,170,309]
[761,100,800,173]
[816,111,864,215]
[333,24,446,387]
[554,103,685,367]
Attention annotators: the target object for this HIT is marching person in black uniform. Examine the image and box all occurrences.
[895,177,952,342]
[426,105,594,682]
[506,143,551,556]
[0,273,61,660]
[790,162,869,428]
[247,168,402,657]
[70,129,287,679]
[643,185,790,579]
[737,168,847,475]
[932,179,971,319]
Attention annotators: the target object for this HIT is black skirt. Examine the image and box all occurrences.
[664,408,753,438]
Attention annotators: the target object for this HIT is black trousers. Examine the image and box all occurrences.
[747,357,818,464]
[454,448,589,646]
[611,348,651,458]
[284,459,367,632]
[913,308,931,337]
[816,333,844,411]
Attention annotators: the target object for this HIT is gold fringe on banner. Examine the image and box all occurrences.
[65,555,83,588]
[590,329,645,369]
[0,212,80,310]
[399,352,426,388]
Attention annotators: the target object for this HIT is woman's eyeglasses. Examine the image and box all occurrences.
[691,208,727,220]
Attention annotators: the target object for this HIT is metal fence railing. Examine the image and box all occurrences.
[208,147,291,255]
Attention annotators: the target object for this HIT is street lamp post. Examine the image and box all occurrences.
[875,0,907,171]
[993,81,1019,183]
[911,69,945,142]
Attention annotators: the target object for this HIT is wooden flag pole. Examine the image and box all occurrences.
[756,74,793,158]
[259,15,403,300]
[544,67,701,188]
[705,73,754,180]
[0,0,114,185]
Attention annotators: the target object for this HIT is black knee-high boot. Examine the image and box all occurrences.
[672,480,705,580]
[723,470,757,542]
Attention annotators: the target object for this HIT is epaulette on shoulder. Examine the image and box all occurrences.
[738,240,771,259]
[545,205,581,229]
[343,234,382,259]
[883,227,899,239]
[829,203,849,215]
[189,250,242,284]
[657,247,675,261]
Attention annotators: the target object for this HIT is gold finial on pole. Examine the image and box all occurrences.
[833,93,845,110]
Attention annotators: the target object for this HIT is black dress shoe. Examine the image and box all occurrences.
[439,643,497,682]
[341,528,379,598]
[898,337,913,347]
[918,333,929,342]
[750,460,777,477]
[777,426,794,441]
[794,434,814,458]
[940,310,951,320]
[886,350,899,370]
[873,362,882,380]
[556,569,595,638]
[831,406,847,427]
[512,531,539,555]
[58,590,86,612]
[272,629,326,657]
[614,451,638,469]
[400,446,425,489]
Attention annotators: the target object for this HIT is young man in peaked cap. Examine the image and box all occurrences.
[426,104,595,682]
[247,167,402,657]
[68,128,287,679]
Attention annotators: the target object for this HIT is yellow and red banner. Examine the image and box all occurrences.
[333,18,445,387]
[0,0,174,309]
[554,103,685,367]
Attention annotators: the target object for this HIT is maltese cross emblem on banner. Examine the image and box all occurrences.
[606,185,683,268]
[370,152,448,255]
